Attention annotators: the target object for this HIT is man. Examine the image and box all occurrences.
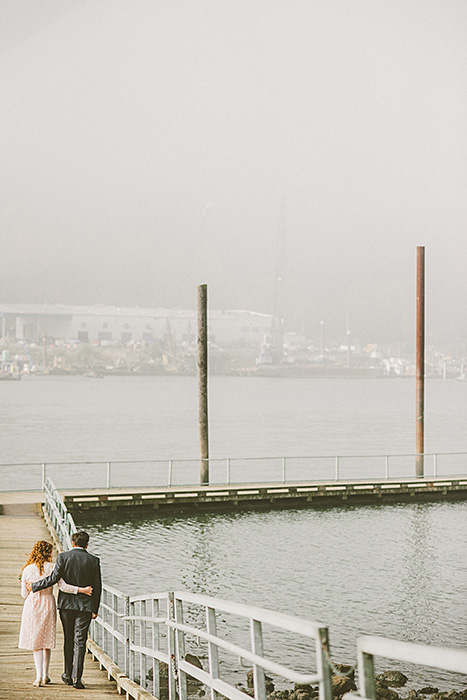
[31,530,102,690]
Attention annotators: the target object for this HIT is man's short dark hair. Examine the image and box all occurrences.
[72,531,90,548]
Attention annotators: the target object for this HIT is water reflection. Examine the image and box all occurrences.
[398,505,439,641]
[84,501,467,690]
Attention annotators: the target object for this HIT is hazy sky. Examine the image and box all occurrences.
[1,1,466,346]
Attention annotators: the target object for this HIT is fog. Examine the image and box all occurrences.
[1,0,466,346]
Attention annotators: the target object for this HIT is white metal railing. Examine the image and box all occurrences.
[44,479,333,700]
[91,588,333,700]
[3,451,467,491]
[43,480,467,700]
[43,477,77,549]
[345,635,467,700]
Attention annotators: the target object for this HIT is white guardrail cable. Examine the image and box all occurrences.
[3,450,467,491]
[42,479,467,700]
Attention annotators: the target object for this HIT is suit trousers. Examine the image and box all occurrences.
[59,609,92,681]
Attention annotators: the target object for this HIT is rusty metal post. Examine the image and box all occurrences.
[198,284,209,484]
[416,246,425,477]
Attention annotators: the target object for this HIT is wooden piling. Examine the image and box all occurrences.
[416,246,425,477]
[198,285,209,485]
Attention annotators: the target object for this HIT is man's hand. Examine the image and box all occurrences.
[91,612,98,619]
[25,581,32,594]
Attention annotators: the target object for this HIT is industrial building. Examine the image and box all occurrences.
[0,304,272,348]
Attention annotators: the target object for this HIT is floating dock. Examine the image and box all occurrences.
[55,476,467,517]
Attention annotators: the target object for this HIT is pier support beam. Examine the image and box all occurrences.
[198,284,209,485]
[416,246,425,477]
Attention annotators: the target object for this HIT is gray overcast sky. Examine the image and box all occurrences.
[1,0,466,346]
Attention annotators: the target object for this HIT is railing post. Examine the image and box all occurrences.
[167,592,177,700]
[41,463,46,490]
[433,453,438,478]
[103,589,108,654]
[316,627,333,700]
[106,461,111,489]
[335,457,340,481]
[250,619,266,700]
[226,458,231,485]
[151,598,160,699]
[113,593,118,662]
[129,600,135,680]
[358,649,377,700]
[140,599,147,690]
[175,598,187,700]
[282,457,287,483]
[168,460,173,487]
[124,595,130,677]
[385,455,389,480]
[206,606,220,700]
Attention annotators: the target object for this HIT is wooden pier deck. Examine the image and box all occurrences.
[61,475,467,516]
[1,475,467,522]
[0,503,124,699]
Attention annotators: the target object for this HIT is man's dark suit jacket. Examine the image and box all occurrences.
[31,547,102,615]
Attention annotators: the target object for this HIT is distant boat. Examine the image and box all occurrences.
[84,371,104,379]
[0,371,21,381]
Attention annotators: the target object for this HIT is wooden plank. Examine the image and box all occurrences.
[0,511,151,699]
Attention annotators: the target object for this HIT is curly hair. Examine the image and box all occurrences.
[21,540,53,576]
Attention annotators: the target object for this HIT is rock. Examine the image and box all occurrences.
[376,672,408,688]
[289,691,312,700]
[185,653,203,686]
[332,665,355,681]
[418,689,439,696]
[291,686,318,699]
[186,653,203,670]
[247,669,275,693]
[376,683,400,700]
[267,691,290,700]
[330,664,357,697]
[332,675,357,697]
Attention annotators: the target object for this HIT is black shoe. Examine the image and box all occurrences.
[73,679,85,689]
[62,673,73,685]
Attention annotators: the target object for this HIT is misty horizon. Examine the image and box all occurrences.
[1,1,466,346]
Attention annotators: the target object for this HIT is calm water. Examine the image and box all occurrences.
[2,375,467,686]
[2,374,467,488]
[85,501,467,688]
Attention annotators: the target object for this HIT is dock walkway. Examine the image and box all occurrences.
[62,475,467,515]
[0,503,122,699]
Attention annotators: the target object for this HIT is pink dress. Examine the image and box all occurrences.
[18,561,78,650]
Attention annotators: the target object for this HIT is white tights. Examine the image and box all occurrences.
[33,649,51,680]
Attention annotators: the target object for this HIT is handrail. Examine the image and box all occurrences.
[43,477,77,549]
[3,449,467,491]
[350,635,467,700]
[5,450,467,467]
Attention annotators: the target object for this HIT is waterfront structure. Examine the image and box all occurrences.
[0,303,271,348]
[1,482,466,699]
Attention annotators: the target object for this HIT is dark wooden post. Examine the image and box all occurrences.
[198,285,209,484]
[416,246,425,477]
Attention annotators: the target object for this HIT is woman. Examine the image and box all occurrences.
[19,540,93,687]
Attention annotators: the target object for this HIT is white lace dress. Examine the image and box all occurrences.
[18,561,78,650]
